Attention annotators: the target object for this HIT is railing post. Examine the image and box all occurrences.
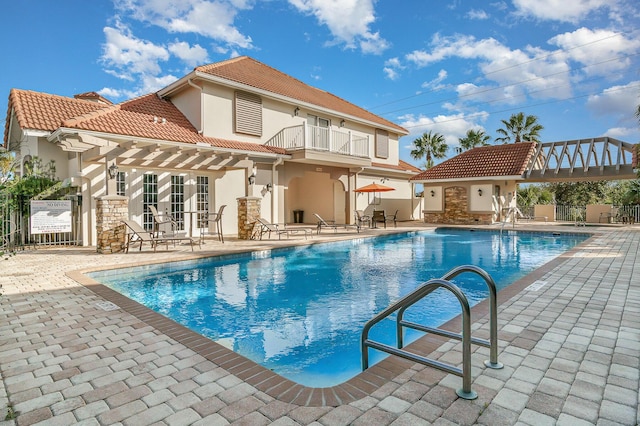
[349,131,353,156]
[302,121,308,149]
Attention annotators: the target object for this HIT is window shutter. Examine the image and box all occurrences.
[375,129,389,159]
[235,91,262,136]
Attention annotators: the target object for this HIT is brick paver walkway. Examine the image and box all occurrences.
[0,225,638,425]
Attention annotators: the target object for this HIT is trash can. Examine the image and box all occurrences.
[293,209,304,223]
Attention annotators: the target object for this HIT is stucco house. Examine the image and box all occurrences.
[411,142,537,225]
[3,56,422,247]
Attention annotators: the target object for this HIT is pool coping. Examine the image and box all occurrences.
[66,228,598,407]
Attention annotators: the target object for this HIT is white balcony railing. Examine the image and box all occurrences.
[265,123,370,158]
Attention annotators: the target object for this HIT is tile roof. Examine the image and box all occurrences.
[372,160,422,173]
[73,91,113,104]
[5,89,284,155]
[194,56,408,135]
[410,142,536,181]
[8,89,106,132]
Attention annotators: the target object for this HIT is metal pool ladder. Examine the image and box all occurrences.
[360,265,503,400]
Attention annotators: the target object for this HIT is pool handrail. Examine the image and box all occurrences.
[361,278,478,400]
[396,265,503,370]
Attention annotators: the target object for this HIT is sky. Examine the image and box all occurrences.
[1,0,639,168]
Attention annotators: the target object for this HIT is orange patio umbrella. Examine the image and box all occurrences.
[354,183,396,193]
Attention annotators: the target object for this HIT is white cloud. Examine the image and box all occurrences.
[405,33,573,104]
[168,41,209,67]
[114,0,253,48]
[466,9,489,20]
[548,28,640,78]
[512,0,617,23]
[586,80,640,119]
[101,24,170,79]
[383,67,399,80]
[603,126,639,139]
[288,0,389,54]
[400,111,490,149]
[421,69,448,90]
[383,57,404,80]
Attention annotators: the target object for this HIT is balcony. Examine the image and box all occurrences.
[265,123,371,167]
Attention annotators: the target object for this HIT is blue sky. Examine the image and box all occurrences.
[2,0,639,167]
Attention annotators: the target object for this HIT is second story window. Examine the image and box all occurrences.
[235,91,262,136]
[375,129,389,159]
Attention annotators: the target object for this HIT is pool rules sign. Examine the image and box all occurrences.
[30,200,72,234]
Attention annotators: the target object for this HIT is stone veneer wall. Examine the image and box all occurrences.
[237,197,261,240]
[423,186,493,225]
[96,195,129,254]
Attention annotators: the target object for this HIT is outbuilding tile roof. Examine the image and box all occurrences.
[410,142,536,181]
[195,57,408,135]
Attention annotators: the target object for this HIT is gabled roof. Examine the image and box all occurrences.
[189,56,408,135]
[4,89,284,155]
[410,142,536,181]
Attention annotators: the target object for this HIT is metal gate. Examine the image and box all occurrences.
[1,191,82,250]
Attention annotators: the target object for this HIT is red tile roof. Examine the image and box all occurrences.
[372,160,422,173]
[74,91,113,104]
[195,57,408,135]
[410,142,536,181]
[5,89,284,155]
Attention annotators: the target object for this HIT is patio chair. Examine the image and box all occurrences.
[354,210,371,228]
[371,210,386,228]
[199,205,226,243]
[385,210,398,228]
[314,213,360,234]
[257,218,312,240]
[122,219,199,252]
[148,205,177,237]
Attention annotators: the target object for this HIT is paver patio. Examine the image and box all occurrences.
[0,223,638,425]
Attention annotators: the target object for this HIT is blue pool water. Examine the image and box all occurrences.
[90,229,588,387]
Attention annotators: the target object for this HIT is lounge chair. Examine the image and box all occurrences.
[257,218,312,240]
[354,210,371,228]
[314,213,360,234]
[122,219,200,252]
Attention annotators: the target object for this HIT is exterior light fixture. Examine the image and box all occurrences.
[340,119,345,127]
[248,166,257,185]
[266,183,273,192]
[108,163,118,180]
[478,189,483,196]
[294,107,300,116]
[430,190,435,197]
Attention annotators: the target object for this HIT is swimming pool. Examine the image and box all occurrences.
[90,229,588,387]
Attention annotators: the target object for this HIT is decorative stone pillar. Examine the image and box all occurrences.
[96,195,129,254]
[237,196,261,240]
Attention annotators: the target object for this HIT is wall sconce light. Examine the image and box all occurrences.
[294,107,300,116]
[266,183,273,192]
[478,189,483,196]
[248,172,256,185]
[108,163,118,180]
[340,119,345,127]
[380,177,388,183]
[430,190,435,197]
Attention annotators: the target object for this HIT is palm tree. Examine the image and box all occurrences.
[495,112,543,143]
[457,129,491,153]
[410,131,448,169]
